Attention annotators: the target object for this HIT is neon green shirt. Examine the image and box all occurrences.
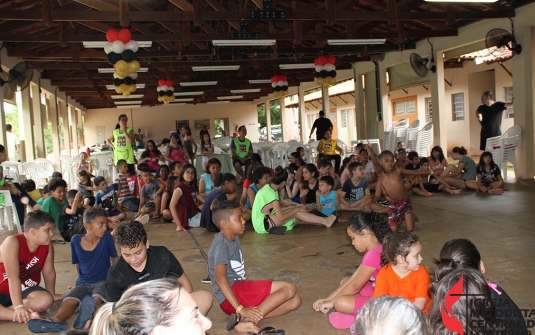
[251,184,295,234]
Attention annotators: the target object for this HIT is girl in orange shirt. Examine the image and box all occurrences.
[373,232,431,314]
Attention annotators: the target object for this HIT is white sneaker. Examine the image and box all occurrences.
[136,214,150,225]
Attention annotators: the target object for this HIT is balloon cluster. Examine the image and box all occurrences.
[104,28,141,96]
[271,74,288,99]
[314,55,337,87]
[157,79,176,104]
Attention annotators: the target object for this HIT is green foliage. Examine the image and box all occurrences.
[257,100,281,128]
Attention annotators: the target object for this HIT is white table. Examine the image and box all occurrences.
[195,153,234,175]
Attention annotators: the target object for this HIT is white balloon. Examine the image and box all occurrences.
[167,86,174,92]
[283,81,288,86]
[157,86,162,91]
[332,65,336,71]
[114,72,126,79]
[271,82,277,88]
[128,72,138,80]
[111,40,125,54]
[278,80,284,87]
[161,85,168,91]
[324,64,334,72]
[104,42,113,54]
[315,65,324,72]
[124,40,139,53]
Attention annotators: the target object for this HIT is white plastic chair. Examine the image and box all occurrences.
[501,125,521,179]
[272,142,290,168]
[213,146,225,154]
[34,158,55,176]
[2,161,24,176]
[405,120,421,153]
[415,122,434,157]
[0,190,22,233]
[60,155,78,188]
[307,140,320,161]
[2,164,21,183]
[383,130,395,153]
[336,139,349,156]
[22,162,49,188]
[485,135,503,177]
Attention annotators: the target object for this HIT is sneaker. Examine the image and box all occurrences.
[201,276,211,284]
[135,214,150,225]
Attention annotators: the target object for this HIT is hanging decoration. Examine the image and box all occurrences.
[157,79,176,104]
[314,55,337,87]
[104,28,140,96]
[271,74,288,99]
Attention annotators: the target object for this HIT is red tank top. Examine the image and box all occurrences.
[0,234,49,294]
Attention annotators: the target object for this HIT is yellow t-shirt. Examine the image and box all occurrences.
[320,139,337,155]
[27,189,42,202]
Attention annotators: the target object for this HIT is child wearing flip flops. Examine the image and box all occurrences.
[208,201,301,334]
[28,207,118,333]
[313,212,391,330]
[0,212,63,326]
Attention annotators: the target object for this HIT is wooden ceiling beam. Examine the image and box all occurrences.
[326,0,336,26]
[387,0,397,26]
[204,0,240,31]
[130,0,182,35]
[119,0,129,27]
[42,0,53,27]
[73,0,118,12]
[0,9,516,22]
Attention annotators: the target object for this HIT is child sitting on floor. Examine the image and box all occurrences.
[208,201,301,334]
[282,166,300,204]
[57,190,86,242]
[157,164,170,191]
[476,151,504,194]
[138,168,165,220]
[28,207,117,333]
[94,176,126,230]
[42,178,68,227]
[77,170,96,207]
[313,212,391,329]
[22,179,43,203]
[411,158,463,197]
[245,166,271,211]
[311,176,344,222]
[201,173,238,233]
[373,232,431,314]
[338,162,387,214]
[36,185,50,205]
[114,160,138,212]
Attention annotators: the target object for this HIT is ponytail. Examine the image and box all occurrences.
[346,212,391,243]
[452,146,467,156]
[270,166,288,185]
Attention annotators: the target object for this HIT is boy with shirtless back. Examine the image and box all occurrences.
[365,145,431,232]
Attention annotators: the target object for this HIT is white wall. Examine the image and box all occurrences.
[84,102,259,146]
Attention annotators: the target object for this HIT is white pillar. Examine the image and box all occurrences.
[355,74,366,140]
[78,110,84,146]
[58,100,72,157]
[512,26,535,179]
[70,105,79,156]
[46,95,61,170]
[265,100,271,141]
[280,98,289,142]
[321,85,330,114]
[31,84,46,158]
[430,51,448,152]
[298,87,306,142]
[18,86,35,162]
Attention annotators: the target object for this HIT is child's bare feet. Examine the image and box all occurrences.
[423,191,434,197]
[326,210,341,228]
[175,227,186,232]
[488,188,503,195]
[447,188,463,195]
[235,321,260,334]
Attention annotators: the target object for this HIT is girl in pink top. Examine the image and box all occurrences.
[313,212,392,329]
[165,133,189,166]
[138,140,165,174]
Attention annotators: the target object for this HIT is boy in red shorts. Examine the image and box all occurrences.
[365,148,431,232]
[208,201,301,334]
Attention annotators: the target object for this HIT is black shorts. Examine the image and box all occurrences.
[0,286,49,307]
[233,158,251,167]
[309,209,328,217]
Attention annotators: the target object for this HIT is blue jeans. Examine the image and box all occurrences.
[11,183,37,225]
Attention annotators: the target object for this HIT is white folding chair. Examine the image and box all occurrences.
[272,143,290,168]
[213,146,225,154]
[501,125,521,179]
[0,190,22,233]
[22,162,49,188]
[405,120,421,153]
[2,161,24,176]
[383,130,395,153]
[415,122,434,157]
[34,158,55,176]
[485,135,503,177]
[2,164,21,183]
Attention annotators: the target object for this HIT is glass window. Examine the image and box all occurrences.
[504,87,514,119]
[341,110,347,128]
[452,93,464,121]
[330,112,337,122]
[394,100,416,115]
[425,97,432,123]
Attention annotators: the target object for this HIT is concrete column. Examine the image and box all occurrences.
[430,51,448,151]
[298,87,306,142]
[280,98,289,142]
[58,100,72,157]
[265,100,271,141]
[18,86,35,162]
[364,72,379,139]
[31,84,46,158]
[77,110,84,146]
[512,26,535,179]
[355,74,366,140]
[46,95,61,170]
[0,82,7,151]
[378,63,390,133]
[321,85,330,113]
[70,105,79,156]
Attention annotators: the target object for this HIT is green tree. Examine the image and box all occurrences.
[257,100,281,129]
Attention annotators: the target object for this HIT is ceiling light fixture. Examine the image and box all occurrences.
[207,101,230,104]
[279,63,315,69]
[163,103,186,106]
[174,92,204,96]
[217,95,243,100]
[212,40,276,46]
[230,89,261,93]
[179,81,218,86]
[114,101,142,105]
[106,84,145,90]
[327,39,386,45]
[425,0,496,2]
[173,98,194,102]
[99,68,148,73]
[111,94,144,99]
[192,65,240,71]
[249,79,272,84]
[83,41,152,48]
[117,105,141,109]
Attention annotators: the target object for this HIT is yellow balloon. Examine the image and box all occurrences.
[122,90,131,97]
[317,78,324,85]
[119,83,128,91]
[169,95,175,101]
[129,85,136,93]
[128,60,140,73]
[115,87,122,94]
[115,60,128,74]
[158,96,163,102]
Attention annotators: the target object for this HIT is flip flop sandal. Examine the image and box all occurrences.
[73,295,96,329]
[136,214,150,225]
[152,213,162,219]
[226,313,240,331]
[332,209,342,223]
[28,318,68,333]
[257,326,285,335]
[268,226,287,235]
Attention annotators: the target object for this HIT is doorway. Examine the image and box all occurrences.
[214,117,229,137]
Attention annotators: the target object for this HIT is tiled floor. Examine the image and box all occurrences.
[1,178,534,335]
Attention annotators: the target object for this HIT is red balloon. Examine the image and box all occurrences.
[118,28,132,44]
[327,55,336,64]
[106,29,119,42]
[318,56,328,66]
[314,58,319,66]
[165,79,173,86]
[280,75,287,81]
[158,79,166,86]
[271,75,277,83]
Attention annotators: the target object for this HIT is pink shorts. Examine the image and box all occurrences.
[220,280,273,315]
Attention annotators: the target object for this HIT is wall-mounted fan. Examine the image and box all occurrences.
[0,61,34,100]
[485,28,522,57]
[409,53,436,78]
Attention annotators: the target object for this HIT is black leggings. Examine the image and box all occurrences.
[10,183,37,226]
[325,154,342,175]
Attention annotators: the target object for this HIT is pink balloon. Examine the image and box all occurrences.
[118,28,132,44]
[158,79,166,86]
[106,29,119,42]
[165,79,173,86]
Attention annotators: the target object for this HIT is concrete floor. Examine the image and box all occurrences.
[1,178,534,335]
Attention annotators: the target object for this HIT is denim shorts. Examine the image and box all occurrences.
[64,281,107,304]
